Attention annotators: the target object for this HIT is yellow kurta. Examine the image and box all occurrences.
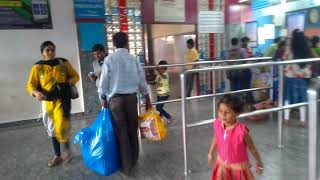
[26,58,79,142]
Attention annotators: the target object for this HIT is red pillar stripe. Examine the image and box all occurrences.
[209,0,215,92]
[196,23,200,96]
[209,33,214,92]
[208,0,214,10]
[209,33,215,58]
[118,0,128,32]
[118,0,126,7]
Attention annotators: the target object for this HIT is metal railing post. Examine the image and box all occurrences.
[180,73,188,176]
[270,64,274,105]
[277,65,284,148]
[269,64,274,123]
[212,71,216,118]
[308,78,319,180]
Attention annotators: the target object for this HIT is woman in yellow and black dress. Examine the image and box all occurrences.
[26,41,79,167]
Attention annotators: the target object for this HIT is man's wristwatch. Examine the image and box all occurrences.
[101,95,107,100]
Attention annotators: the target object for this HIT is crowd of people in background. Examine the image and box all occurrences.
[25,28,319,178]
[226,28,320,127]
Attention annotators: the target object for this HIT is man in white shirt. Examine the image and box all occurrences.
[88,44,107,101]
[98,32,152,175]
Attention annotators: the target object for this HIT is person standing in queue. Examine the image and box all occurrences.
[185,39,199,97]
[98,32,152,176]
[88,44,107,101]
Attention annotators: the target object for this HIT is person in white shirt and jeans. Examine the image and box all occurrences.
[98,32,152,175]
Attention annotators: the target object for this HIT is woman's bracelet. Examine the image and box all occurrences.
[256,166,264,170]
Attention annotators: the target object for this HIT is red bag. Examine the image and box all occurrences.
[245,99,273,121]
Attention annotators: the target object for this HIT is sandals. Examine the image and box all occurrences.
[48,156,62,167]
[167,117,174,124]
[63,152,73,164]
[47,153,72,167]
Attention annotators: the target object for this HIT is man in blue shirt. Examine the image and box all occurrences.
[98,32,152,175]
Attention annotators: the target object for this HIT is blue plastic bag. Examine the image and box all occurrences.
[74,108,120,176]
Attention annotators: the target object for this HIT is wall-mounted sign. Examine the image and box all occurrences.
[264,24,275,39]
[0,0,52,29]
[258,24,275,44]
[198,11,224,33]
[74,0,105,19]
[246,21,258,47]
[258,27,266,44]
[154,0,185,22]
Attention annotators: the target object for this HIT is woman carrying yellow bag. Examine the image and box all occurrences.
[26,41,79,167]
[138,108,167,141]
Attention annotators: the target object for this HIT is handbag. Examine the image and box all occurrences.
[69,84,79,99]
[138,108,167,141]
[59,59,79,99]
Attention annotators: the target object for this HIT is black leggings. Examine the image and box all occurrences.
[51,137,70,156]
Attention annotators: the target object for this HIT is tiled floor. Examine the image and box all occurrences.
[0,99,318,180]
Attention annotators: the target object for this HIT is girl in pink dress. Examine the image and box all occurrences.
[208,95,263,180]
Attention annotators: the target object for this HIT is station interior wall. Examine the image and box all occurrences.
[0,0,84,123]
[3,0,320,123]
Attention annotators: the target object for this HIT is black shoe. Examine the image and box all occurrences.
[118,171,129,178]
[119,170,131,177]
[119,169,137,178]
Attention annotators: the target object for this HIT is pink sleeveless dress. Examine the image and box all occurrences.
[212,118,254,180]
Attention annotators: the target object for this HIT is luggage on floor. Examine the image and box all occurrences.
[246,99,273,121]
[74,108,120,176]
[138,109,167,141]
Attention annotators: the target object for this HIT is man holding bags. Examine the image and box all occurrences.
[98,32,152,176]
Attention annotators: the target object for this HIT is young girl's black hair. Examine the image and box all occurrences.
[218,95,244,114]
[158,60,168,65]
[158,60,168,70]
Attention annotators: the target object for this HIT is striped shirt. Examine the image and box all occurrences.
[98,48,148,100]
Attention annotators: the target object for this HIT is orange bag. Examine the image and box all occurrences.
[138,109,167,141]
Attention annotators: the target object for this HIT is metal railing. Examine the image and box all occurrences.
[137,57,273,115]
[142,57,272,69]
[180,58,320,176]
[307,78,320,180]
